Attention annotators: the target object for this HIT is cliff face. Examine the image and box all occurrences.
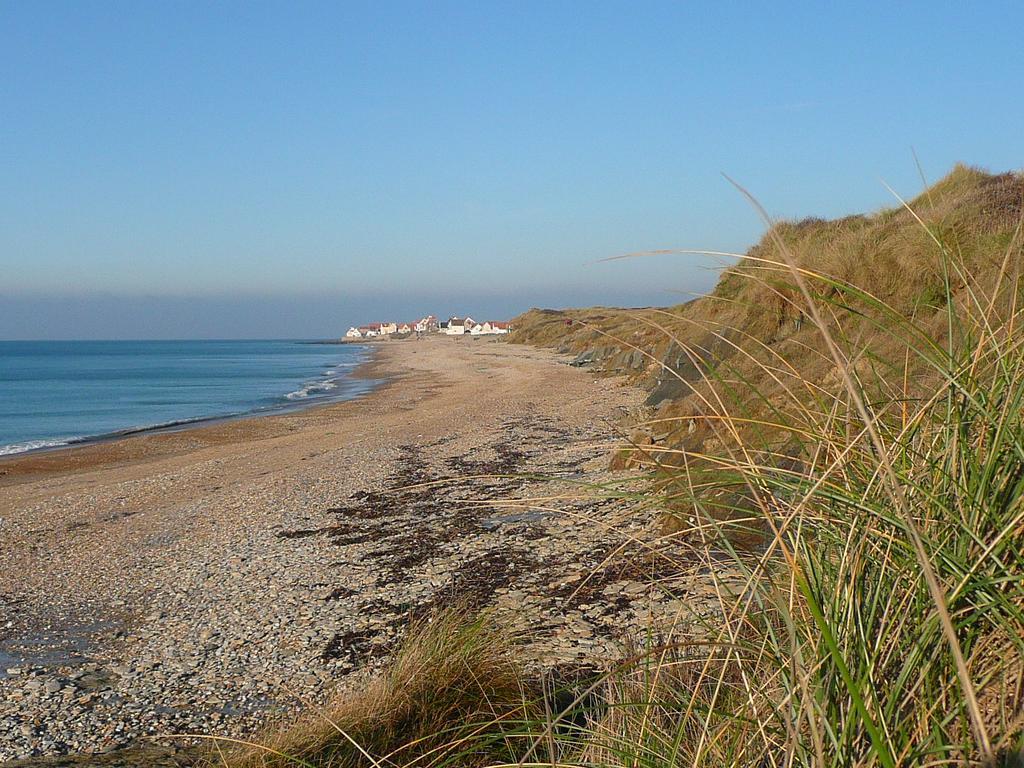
[511,165,1024,459]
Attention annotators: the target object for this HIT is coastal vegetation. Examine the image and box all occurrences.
[210,164,1024,766]
[218,611,534,768]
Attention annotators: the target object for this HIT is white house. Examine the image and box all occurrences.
[481,321,510,335]
[398,323,412,334]
[468,322,485,335]
[445,316,466,335]
[379,322,398,335]
[345,327,363,339]
[414,315,438,333]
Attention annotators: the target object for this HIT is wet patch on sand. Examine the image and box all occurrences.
[0,605,122,680]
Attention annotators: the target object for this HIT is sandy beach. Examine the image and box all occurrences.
[0,336,703,761]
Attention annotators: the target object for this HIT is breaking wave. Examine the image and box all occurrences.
[0,438,79,456]
[285,379,340,400]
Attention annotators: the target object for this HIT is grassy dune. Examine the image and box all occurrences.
[513,163,1022,408]
[217,166,1024,766]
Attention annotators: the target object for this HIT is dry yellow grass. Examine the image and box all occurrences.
[211,610,534,768]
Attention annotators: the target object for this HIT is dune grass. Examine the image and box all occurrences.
[210,610,537,768]
[560,182,1024,766]
[216,166,1024,767]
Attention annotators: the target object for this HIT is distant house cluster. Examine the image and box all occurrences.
[443,316,511,336]
[345,314,510,339]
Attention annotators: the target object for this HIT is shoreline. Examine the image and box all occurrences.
[0,343,383,467]
[0,336,711,762]
[0,345,392,488]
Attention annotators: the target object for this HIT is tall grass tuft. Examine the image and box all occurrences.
[213,609,537,768]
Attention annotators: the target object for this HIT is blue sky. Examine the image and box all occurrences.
[2,1,1022,338]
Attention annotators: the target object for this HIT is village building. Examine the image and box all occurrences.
[414,315,438,333]
[481,321,510,334]
[467,320,511,335]
[346,314,507,339]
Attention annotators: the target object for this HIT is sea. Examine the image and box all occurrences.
[0,340,375,456]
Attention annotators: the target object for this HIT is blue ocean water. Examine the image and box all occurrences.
[0,340,374,455]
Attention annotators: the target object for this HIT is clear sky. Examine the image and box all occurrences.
[2,1,1022,339]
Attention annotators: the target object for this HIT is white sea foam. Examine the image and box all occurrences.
[285,379,340,400]
[0,438,75,456]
